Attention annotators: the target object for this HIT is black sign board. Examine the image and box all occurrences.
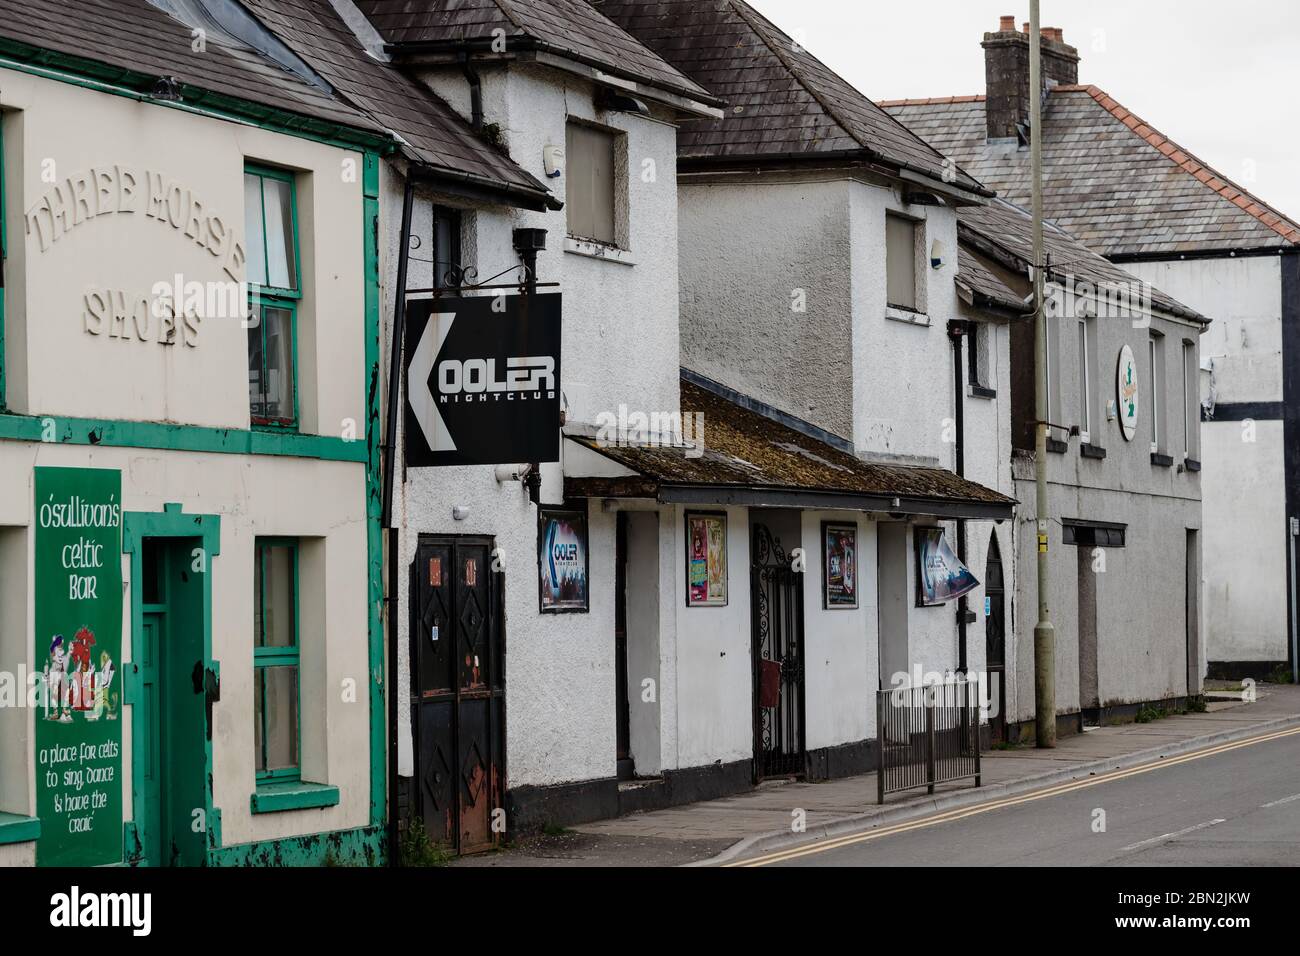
[404,293,562,467]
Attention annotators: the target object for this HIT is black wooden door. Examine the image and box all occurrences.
[985,535,1007,744]
[411,536,504,854]
[751,524,806,780]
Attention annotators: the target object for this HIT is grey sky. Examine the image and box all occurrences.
[748,0,1300,221]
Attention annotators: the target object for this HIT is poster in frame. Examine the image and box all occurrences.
[538,507,590,613]
[685,511,728,607]
[822,521,859,609]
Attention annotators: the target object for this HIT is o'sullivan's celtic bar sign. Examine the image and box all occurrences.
[33,467,124,867]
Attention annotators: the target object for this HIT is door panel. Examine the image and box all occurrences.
[412,537,504,855]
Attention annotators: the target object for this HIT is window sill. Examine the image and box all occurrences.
[1151,453,1175,468]
[885,306,930,327]
[250,780,340,814]
[1046,437,1069,455]
[0,812,40,845]
[968,385,997,400]
[564,237,636,265]
[1080,443,1107,460]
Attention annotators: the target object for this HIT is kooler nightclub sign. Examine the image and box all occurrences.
[539,509,589,612]
[33,467,124,866]
[405,294,562,467]
[915,527,980,607]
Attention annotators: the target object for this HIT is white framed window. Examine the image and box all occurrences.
[1077,318,1092,444]
[1182,339,1199,461]
[1149,333,1166,455]
[566,121,619,246]
[886,213,921,311]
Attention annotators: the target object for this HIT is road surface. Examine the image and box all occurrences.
[736,727,1300,866]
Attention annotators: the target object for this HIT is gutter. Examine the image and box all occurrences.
[408,161,562,212]
[654,485,1016,523]
[678,151,995,202]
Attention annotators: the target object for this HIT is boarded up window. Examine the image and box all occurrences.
[886,214,917,310]
[566,122,616,244]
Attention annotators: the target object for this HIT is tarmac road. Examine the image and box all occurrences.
[736,727,1300,867]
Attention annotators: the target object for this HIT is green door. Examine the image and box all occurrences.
[138,612,164,867]
[130,537,207,867]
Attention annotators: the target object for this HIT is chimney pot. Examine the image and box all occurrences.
[999,15,1016,32]
[984,16,1081,141]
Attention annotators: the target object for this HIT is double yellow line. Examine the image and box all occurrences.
[729,724,1300,867]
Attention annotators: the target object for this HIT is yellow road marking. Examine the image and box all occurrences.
[731,725,1300,867]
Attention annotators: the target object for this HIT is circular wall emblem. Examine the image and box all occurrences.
[1116,344,1139,441]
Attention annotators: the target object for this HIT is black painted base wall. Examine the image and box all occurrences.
[1207,660,1291,682]
[1004,695,1195,744]
[506,740,888,837]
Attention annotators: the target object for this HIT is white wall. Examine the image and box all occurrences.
[388,59,688,793]
[677,175,854,438]
[668,504,753,769]
[849,182,963,464]
[1201,419,1287,660]
[1126,256,1287,664]
[800,512,877,748]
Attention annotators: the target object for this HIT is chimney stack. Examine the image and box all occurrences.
[983,15,1080,142]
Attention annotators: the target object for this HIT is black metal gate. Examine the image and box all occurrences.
[410,536,505,854]
[876,680,981,803]
[750,524,805,780]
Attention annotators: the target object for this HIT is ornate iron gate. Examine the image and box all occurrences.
[750,524,806,780]
[410,536,505,854]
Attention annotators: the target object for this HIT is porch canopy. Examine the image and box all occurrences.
[565,378,1016,521]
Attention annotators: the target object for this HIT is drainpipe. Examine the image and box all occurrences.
[461,53,484,130]
[383,179,416,866]
[948,320,970,673]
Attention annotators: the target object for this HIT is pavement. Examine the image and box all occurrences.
[453,683,1300,867]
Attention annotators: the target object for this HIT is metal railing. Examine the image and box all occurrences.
[877,679,982,804]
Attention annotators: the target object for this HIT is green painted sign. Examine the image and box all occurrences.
[34,467,124,867]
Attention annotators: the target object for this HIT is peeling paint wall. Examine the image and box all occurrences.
[390,59,686,798]
[0,68,374,864]
[1124,256,1287,664]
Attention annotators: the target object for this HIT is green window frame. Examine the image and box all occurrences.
[244,164,301,430]
[253,538,301,784]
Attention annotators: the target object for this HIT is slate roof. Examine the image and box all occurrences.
[0,0,377,132]
[956,244,1025,316]
[354,0,717,105]
[0,0,555,209]
[566,379,1016,514]
[883,89,1300,258]
[958,199,1206,324]
[241,0,558,206]
[594,0,989,195]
